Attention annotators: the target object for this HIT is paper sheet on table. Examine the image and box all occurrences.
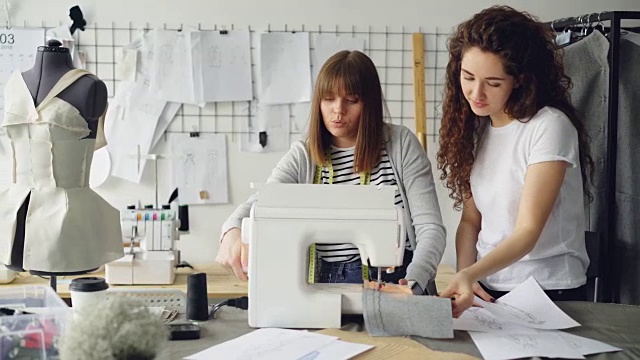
[200,30,252,102]
[311,34,365,83]
[481,277,580,330]
[459,277,621,360]
[469,329,622,359]
[241,103,290,153]
[558,331,623,356]
[184,328,338,360]
[259,32,311,104]
[316,329,477,360]
[455,277,579,331]
[171,133,228,205]
[298,340,373,360]
[469,330,586,360]
[0,28,44,124]
[150,29,202,105]
[453,306,538,333]
[469,328,623,360]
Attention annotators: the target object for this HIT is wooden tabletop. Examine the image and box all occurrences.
[1,263,455,299]
[2,264,248,299]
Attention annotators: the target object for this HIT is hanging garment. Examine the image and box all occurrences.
[613,36,640,304]
[0,69,123,272]
[562,31,610,233]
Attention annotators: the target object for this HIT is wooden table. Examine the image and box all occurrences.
[1,263,455,300]
[1,264,248,299]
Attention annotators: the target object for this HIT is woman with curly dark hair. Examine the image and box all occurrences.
[437,6,594,317]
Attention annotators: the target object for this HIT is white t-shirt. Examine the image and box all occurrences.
[471,106,589,291]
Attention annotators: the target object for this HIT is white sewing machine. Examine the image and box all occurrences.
[105,205,181,285]
[242,183,405,329]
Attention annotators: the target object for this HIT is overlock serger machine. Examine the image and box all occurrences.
[242,183,405,329]
[105,204,182,285]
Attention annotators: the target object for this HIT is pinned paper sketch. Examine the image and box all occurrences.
[115,47,137,81]
[151,102,181,151]
[172,133,228,205]
[106,80,168,183]
[200,30,252,102]
[293,102,311,135]
[311,34,365,83]
[121,30,155,83]
[150,29,202,105]
[259,32,311,104]
[0,28,44,123]
[241,103,290,153]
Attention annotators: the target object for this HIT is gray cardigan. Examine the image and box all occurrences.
[220,123,446,289]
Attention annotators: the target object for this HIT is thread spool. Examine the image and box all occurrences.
[186,273,208,321]
[178,205,189,231]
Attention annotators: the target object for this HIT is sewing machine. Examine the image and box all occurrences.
[242,183,405,329]
[105,205,182,285]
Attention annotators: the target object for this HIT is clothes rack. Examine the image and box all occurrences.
[547,11,640,303]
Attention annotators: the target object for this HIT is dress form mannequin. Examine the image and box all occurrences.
[0,40,122,278]
[22,40,107,141]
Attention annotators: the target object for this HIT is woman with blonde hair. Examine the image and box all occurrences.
[217,50,445,293]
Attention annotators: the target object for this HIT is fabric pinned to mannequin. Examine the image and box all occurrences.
[0,69,123,272]
[89,147,111,188]
[362,289,454,339]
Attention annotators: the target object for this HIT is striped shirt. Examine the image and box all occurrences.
[315,146,410,263]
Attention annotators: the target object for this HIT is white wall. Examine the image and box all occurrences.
[9,0,640,267]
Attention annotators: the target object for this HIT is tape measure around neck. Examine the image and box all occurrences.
[308,151,371,283]
[313,151,370,185]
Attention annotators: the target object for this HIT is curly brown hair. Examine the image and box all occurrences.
[437,5,593,209]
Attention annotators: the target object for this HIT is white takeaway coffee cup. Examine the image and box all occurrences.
[69,277,109,312]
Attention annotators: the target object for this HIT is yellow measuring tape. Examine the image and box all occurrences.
[308,153,371,284]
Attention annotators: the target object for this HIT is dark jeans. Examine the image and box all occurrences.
[479,281,588,302]
[317,248,413,284]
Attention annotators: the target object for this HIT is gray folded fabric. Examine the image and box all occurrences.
[362,289,453,338]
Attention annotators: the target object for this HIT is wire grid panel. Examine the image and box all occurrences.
[23,21,449,141]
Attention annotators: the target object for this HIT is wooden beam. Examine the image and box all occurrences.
[412,32,427,153]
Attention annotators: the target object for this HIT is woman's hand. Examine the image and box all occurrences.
[471,281,495,305]
[215,228,249,280]
[438,270,476,318]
